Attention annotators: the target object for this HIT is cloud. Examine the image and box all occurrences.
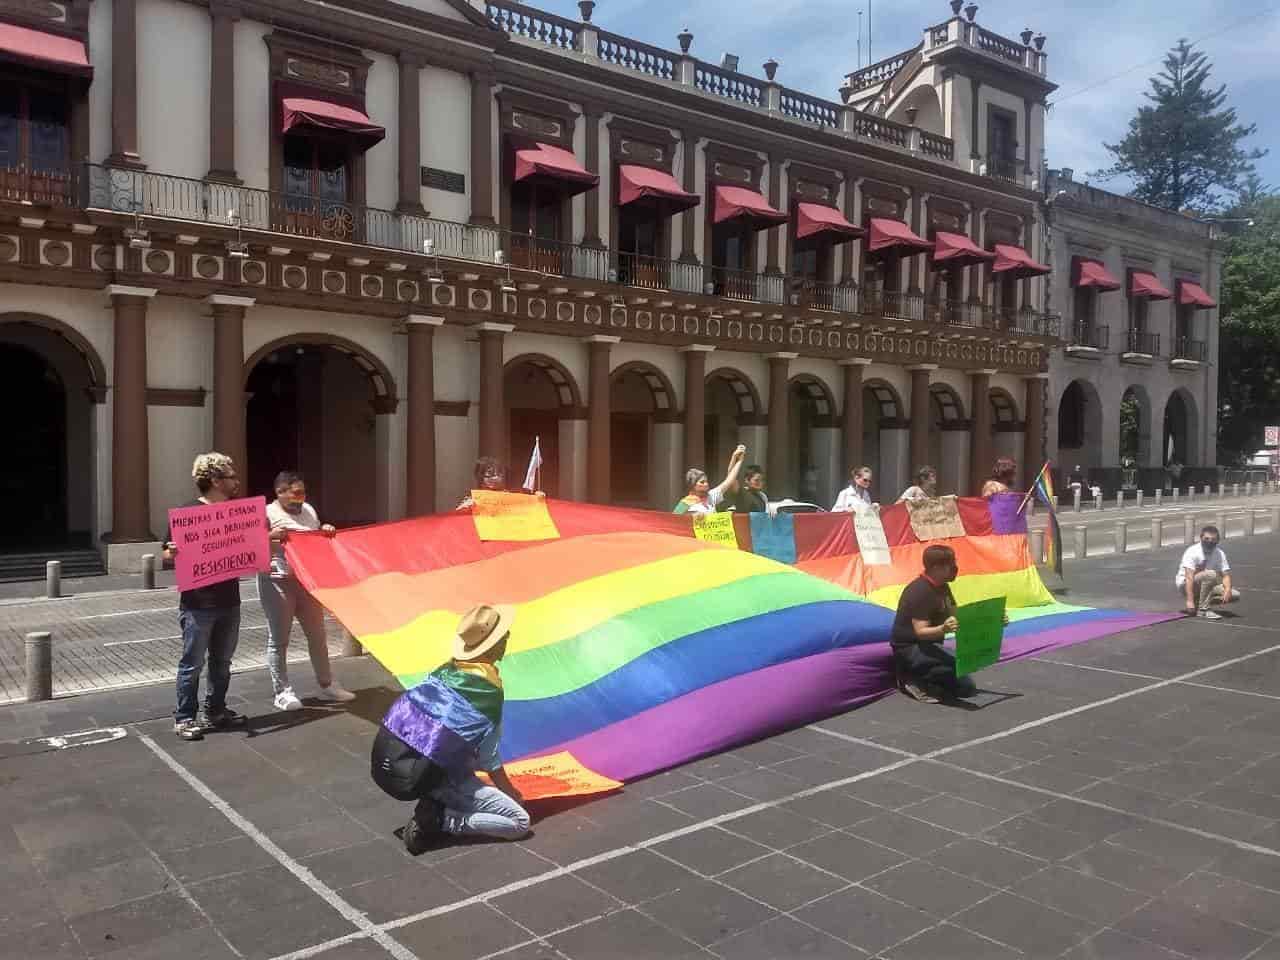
[531,0,1278,190]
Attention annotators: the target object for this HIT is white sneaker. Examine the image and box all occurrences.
[273,689,303,711]
[316,683,356,703]
[1198,610,1223,621]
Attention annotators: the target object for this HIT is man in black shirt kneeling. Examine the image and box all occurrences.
[891,545,977,704]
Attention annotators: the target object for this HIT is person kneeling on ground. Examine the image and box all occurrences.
[892,545,979,703]
[372,604,530,853]
[1178,525,1240,621]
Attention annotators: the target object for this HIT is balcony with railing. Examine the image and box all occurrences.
[986,154,1020,183]
[484,0,580,49]
[596,30,676,80]
[997,307,1061,338]
[863,289,926,323]
[927,298,995,330]
[1065,320,1108,351]
[0,164,76,207]
[1172,336,1207,363]
[1123,329,1160,357]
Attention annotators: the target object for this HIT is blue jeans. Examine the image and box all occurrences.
[175,606,241,722]
[424,774,531,841]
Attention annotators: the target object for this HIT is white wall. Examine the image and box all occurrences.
[235,18,272,190]
[146,297,210,389]
[421,65,471,223]
[137,0,210,180]
[88,0,112,163]
[150,406,208,535]
[364,52,400,212]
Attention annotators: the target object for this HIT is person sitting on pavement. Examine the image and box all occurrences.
[897,465,938,503]
[456,458,544,511]
[260,471,354,712]
[673,444,747,515]
[163,452,248,741]
[1178,525,1240,620]
[832,466,876,514]
[981,457,1018,498]
[891,544,987,703]
[373,604,531,853]
[732,464,773,514]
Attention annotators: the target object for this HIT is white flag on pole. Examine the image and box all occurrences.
[523,436,542,492]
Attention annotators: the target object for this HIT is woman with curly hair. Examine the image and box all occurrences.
[982,457,1018,498]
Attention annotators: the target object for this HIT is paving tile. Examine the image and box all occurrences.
[925,837,1045,887]
[680,752,758,782]
[44,852,170,918]
[516,812,625,867]
[785,831,909,882]
[1160,799,1275,843]
[882,922,1021,960]
[770,754,866,788]
[898,795,1014,835]
[1208,847,1280,894]
[952,891,1100,956]
[300,937,393,960]
[774,790,883,830]
[863,859,998,918]
[718,853,848,911]
[657,783,758,819]
[845,811,962,856]
[1025,798,1143,839]
[653,826,777,877]
[1166,871,1280,934]
[491,873,622,936]
[214,898,357,960]
[477,942,564,960]
[840,776,939,811]
[550,908,704,959]
[1064,842,1192,896]
[719,805,830,850]
[268,814,377,859]
[1114,897,1270,960]
[340,865,469,925]
[68,890,208,958]
[1000,760,1100,794]
[1107,822,1235,873]
[578,797,696,846]
[982,815,1094,861]
[1075,781,1179,819]
[936,746,1032,776]
[1114,762,1238,801]
[163,835,279,885]
[436,842,556,895]
[639,877,776,946]
[708,914,867,959]
[1058,929,1188,960]
[792,885,933,955]
[396,902,532,959]
[1016,863,1153,924]
[728,738,806,767]
[576,849,700,904]
[714,767,805,802]
[301,838,414,890]
[0,917,82,960]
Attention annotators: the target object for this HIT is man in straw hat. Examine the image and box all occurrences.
[372,604,530,853]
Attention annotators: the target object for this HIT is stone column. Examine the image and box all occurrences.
[108,286,156,540]
[208,295,251,474]
[1023,374,1047,489]
[207,1,239,182]
[681,345,713,469]
[968,368,995,496]
[585,335,617,503]
[907,364,936,474]
[679,131,699,263]
[582,110,603,247]
[766,154,783,275]
[476,322,511,461]
[766,353,795,491]
[469,71,495,226]
[840,358,869,475]
[398,53,426,215]
[108,0,143,167]
[405,315,442,515]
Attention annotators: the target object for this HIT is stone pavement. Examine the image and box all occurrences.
[4,538,1280,959]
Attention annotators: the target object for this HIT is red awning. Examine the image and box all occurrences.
[282,97,386,150]
[867,217,933,255]
[712,185,788,229]
[1129,270,1172,300]
[1072,256,1121,291]
[0,21,91,76]
[932,231,996,268]
[795,202,862,241]
[617,164,699,213]
[513,142,599,196]
[1178,279,1216,308]
[992,243,1051,278]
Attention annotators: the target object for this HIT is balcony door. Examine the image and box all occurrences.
[711,221,755,299]
[617,206,663,288]
[282,136,353,240]
[510,181,564,273]
[1073,286,1096,344]
[987,109,1017,178]
[0,74,71,204]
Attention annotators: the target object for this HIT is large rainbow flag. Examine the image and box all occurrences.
[286,495,1174,784]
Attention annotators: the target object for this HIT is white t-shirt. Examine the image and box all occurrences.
[266,501,321,579]
[832,485,873,514]
[1175,543,1230,588]
[897,485,930,503]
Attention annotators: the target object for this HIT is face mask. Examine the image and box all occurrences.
[1202,539,1218,551]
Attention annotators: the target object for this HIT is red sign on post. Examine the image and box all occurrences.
[168,497,270,591]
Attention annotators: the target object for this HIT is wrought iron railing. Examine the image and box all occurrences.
[1067,320,1108,349]
[1125,329,1160,355]
[787,278,857,313]
[707,264,785,303]
[0,164,76,206]
[1001,309,1061,338]
[862,289,926,322]
[926,298,994,329]
[779,88,840,128]
[613,251,703,293]
[986,153,1020,183]
[1173,336,1206,361]
[693,61,763,107]
[485,0,580,50]
[596,31,676,80]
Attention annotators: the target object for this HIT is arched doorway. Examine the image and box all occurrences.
[862,379,903,501]
[1163,388,1199,467]
[505,354,581,499]
[245,336,395,528]
[610,362,676,508]
[927,383,967,495]
[1119,385,1152,480]
[788,375,837,504]
[704,368,762,473]
[0,316,102,550]
[1057,378,1102,474]
[989,387,1022,469]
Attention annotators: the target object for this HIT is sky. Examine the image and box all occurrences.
[530,0,1279,197]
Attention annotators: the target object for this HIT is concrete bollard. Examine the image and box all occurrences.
[1117,490,1125,509]
[1051,495,1059,510]
[45,560,61,599]
[1207,484,1214,498]
[1187,487,1194,503]
[1030,529,1045,562]
[1246,482,1253,497]
[1233,483,1240,497]
[1244,511,1255,536]
[1183,514,1195,544]
[1094,492,1103,512]
[1151,517,1164,549]
[341,630,363,658]
[1171,488,1179,503]
[25,632,52,702]
[1136,490,1144,508]
[1074,525,1088,560]
[1271,506,1280,534]
[141,553,156,590]
[1114,520,1128,554]
[1155,489,1163,506]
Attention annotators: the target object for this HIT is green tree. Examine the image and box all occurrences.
[1217,194,1280,463]
[1093,39,1265,212]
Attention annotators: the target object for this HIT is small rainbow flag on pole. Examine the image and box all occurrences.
[1020,461,1062,577]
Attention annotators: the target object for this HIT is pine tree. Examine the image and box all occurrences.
[1093,39,1265,212]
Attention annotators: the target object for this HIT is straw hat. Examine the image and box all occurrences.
[453,604,515,661]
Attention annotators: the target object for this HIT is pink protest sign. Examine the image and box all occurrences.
[168,496,270,591]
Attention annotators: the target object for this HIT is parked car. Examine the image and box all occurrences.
[769,499,825,515]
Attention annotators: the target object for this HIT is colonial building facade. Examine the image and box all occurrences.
[1044,170,1223,495]
[0,0,1062,570]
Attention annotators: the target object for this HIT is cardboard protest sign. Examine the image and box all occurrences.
[478,751,622,801]
[853,508,892,566]
[168,496,269,591]
[954,595,1006,677]
[471,490,560,542]
[906,495,966,541]
[692,511,738,548]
